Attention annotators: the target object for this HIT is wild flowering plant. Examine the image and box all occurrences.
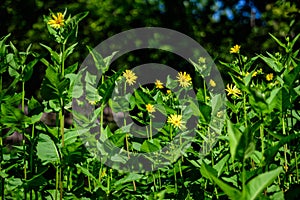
[0,9,299,200]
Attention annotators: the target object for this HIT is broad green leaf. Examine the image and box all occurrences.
[24,58,39,81]
[227,119,242,160]
[201,162,241,199]
[140,140,160,153]
[37,134,60,164]
[243,167,282,200]
[258,54,283,72]
[65,62,78,74]
[40,43,60,64]
[98,69,123,104]
[87,45,105,73]
[63,42,78,60]
[265,132,300,165]
[214,154,230,177]
[114,173,143,187]
[108,133,126,148]
[266,87,290,113]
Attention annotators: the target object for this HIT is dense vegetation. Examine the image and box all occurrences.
[0,0,300,199]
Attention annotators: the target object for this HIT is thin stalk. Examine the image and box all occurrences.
[158,169,162,189]
[282,115,288,172]
[152,172,157,191]
[87,162,91,192]
[295,152,299,183]
[55,165,59,200]
[260,120,265,163]
[149,117,153,140]
[59,98,65,147]
[125,134,130,158]
[99,76,105,134]
[59,167,63,200]
[0,128,4,200]
[21,80,27,200]
[173,166,177,193]
[243,94,247,127]
[61,42,66,77]
[29,124,35,200]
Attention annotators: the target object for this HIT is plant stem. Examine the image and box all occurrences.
[149,117,153,140]
[0,128,4,200]
[260,120,265,163]
[243,94,247,128]
[173,166,177,193]
[282,115,288,172]
[21,80,27,199]
[59,167,63,200]
[295,152,299,183]
[55,165,59,200]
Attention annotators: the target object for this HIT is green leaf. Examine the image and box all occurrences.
[266,87,290,113]
[214,154,230,177]
[98,69,123,104]
[75,164,100,185]
[37,134,60,165]
[265,133,300,165]
[201,162,241,199]
[24,58,39,81]
[243,167,282,200]
[258,54,283,72]
[227,119,242,160]
[140,140,160,153]
[269,33,286,49]
[40,43,60,64]
[114,173,143,187]
[108,133,126,148]
[63,42,78,60]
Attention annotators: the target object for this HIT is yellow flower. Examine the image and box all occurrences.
[146,104,155,113]
[177,72,192,88]
[266,73,274,81]
[245,71,257,77]
[230,45,241,54]
[225,84,242,97]
[123,69,137,85]
[209,79,216,87]
[167,90,171,94]
[48,12,65,29]
[167,114,184,129]
[155,79,164,89]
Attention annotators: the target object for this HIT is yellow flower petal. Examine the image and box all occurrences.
[48,12,65,29]
[176,72,192,88]
[123,70,137,85]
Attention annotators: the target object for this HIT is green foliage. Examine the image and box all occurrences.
[0,7,300,200]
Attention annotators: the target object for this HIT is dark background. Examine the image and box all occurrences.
[1,0,299,98]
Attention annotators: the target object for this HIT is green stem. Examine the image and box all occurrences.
[260,120,265,163]
[59,167,63,200]
[295,152,299,184]
[149,117,153,140]
[243,94,247,127]
[61,42,66,77]
[100,104,105,134]
[22,81,25,113]
[282,115,288,172]
[0,127,4,200]
[21,81,27,199]
[55,165,59,200]
[125,134,130,158]
[173,166,177,193]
